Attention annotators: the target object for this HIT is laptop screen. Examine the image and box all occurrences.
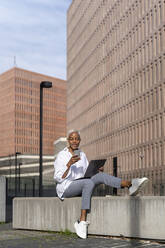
[84,159,107,178]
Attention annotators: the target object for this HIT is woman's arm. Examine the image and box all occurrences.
[62,155,80,178]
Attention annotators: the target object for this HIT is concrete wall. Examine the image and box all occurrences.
[0,176,6,222]
[13,196,165,240]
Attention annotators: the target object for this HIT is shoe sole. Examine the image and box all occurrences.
[130,178,149,196]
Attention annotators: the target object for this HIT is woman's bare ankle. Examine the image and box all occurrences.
[121,180,132,188]
[80,209,87,222]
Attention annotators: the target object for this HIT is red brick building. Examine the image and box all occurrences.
[0,67,66,157]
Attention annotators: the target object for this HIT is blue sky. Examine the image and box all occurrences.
[0,0,72,80]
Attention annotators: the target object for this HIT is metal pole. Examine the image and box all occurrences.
[24,183,27,197]
[15,152,21,196]
[9,155,11,192]
[39,81,52,197]
[18,163,21,192]
[113,157,117,195]
[39,86,43,197]
[15,153,17,196]
[32,179,35,197]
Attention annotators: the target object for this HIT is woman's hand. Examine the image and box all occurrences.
[67,155,80,168]
[98,166,104,172]
[62,155,80,179]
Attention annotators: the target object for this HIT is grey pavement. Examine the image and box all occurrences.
[0,223,165,248]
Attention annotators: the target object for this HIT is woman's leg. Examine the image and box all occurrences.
[63,174,131,211]
[91,172,131,188]
[63,180,94,239]
[62,179,95,221]
[63,174,131,221]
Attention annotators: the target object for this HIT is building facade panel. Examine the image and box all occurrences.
[67,0,165,195]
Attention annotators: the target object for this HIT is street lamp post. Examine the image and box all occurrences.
[15,152,21,196]
[39,81,52,197]
[18,162,22,192]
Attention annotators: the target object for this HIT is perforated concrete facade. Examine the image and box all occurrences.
[67,0,165,195]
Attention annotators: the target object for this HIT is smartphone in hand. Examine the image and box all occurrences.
[74,149,80,158]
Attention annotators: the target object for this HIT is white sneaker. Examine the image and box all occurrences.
[129,177,149,196]
[74,221,89,239]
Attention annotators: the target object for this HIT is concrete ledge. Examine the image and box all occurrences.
[13,196,165,240]
[0,176,6,222]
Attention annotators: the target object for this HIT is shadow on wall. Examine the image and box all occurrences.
[129,197,141,242]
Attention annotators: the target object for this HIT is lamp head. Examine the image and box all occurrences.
[15,152,21,155]
[40,81,52,88]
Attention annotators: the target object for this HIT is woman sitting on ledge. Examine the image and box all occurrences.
[54,130,149,239]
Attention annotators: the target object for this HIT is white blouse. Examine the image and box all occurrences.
[54,147,89,199]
